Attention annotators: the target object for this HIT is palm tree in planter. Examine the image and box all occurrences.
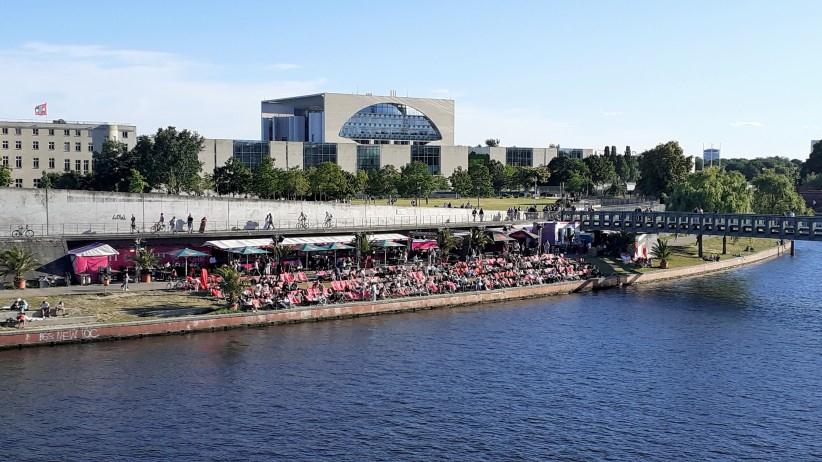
[133,247,159,283]
[437,228,457,262]
[469,227,491,260]
[355,232,371,269]
[652,237,673,269]
[0,247,39,289]
[215,265,246,311]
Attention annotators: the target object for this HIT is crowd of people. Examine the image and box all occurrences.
[230,252,600,312]
[4,297,66,328]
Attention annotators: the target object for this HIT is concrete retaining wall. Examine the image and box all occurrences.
[0,188,504,234]
[0,244,786,350]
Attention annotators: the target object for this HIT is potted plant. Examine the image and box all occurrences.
[437,228,456,262]
[0,247,39,289]
[215,265,246,311]
[652,237,673,269]
[133,248,159,283]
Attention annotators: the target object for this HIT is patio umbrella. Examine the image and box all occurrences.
[489,231,513,242]
[324,242,354,265]
[171,248,209,277]
[228,246,270,264]
[372,240,404,263]
[508,229,539,240]
[296,243,329,267]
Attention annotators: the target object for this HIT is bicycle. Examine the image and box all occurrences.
[149,222,165,233]
[323,217,333,228]
[11,225,35,238]
[297,216,309,229]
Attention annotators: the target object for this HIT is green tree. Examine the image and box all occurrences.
[127,169,148,193]
[487,160,512,194]
[468,163,494,196]
[251,157,283,199]
[513,166,551,192]
[584,155,617,191]
[397,161,434,198]
[0,165,12,187]
[437,228,457,260]
[651,238,673,269]
[366,165,399,197]
[39,171,89,190]
[751,170,812,215]
[133,127,204,194]
[282,168,310,199]
[667,168,752,213]
[354,170,369,196]
[547,157,588,187]
[306,162,349,200]
[90,140,133,191]
[637,141,693,198]
[213,158,252,196]
[801,141,822,179]
[215,266,247,308]
[484,138,500,147]
[0,247,39,287]
[449,167,473,196]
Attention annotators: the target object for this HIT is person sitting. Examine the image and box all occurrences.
[54,300,66,316]
[40,300,51,318]
[11,298,28,313]
[15,311,27,328]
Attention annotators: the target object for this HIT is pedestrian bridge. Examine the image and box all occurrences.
[559,210,822,241]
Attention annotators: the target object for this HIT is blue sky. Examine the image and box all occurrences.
[1,0,820,158]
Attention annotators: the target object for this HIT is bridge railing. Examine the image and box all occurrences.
[3,211,534,238]
[559,210,822,240]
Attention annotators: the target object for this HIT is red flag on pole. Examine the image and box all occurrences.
[34,103,47,116]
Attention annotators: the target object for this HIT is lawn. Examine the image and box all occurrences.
[590,236,780,276]
[353,196,565,211]
[3,290,223,327]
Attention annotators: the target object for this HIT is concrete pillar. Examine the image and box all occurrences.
[790,240,795,256]
[697,234,703,258]
[722,235,727,255]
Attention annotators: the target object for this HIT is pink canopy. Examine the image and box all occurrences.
[411,240,438,251]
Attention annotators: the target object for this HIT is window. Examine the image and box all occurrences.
[14,179,22,188]
[410,145,441,174]
[33,178,41,188]
[75,160,81,172]
[1,128,7,135]
[48,158,55,169]
[1,141,7,149]
[48,129,54,136]
[63,129,70,136]
[14,128,22,136]
[339,103,442,144]
[48,142,55,151]
[86,129,92,137]
[32,141,39,150]
[232,140,269,168]
[356,145,380,172]
[32,128,39,135]
[302,143,337,168]
[505,147,533,167]
[74,142,81,152]
[63,142,70,152]
[1,156,7,167]
[122,131,129,138]
[74,129,81,137]
[83,160,89,173]
[32,158,39,169]
[64,159,70,172]
[15,141,22,150]
[15,156,22,169]
[88,143,93,152]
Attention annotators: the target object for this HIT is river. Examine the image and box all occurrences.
[2,244,821,461]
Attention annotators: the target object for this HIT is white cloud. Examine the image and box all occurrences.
[266,63,301,70]
[0,43,325,139]
[730,121,763,128]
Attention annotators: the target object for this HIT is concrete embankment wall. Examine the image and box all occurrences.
[0,245,786,350]
[0,188,503,232]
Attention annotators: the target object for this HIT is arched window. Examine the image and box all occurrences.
[339,103,441,143]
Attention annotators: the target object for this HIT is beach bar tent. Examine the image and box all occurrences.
[68,243,119,274]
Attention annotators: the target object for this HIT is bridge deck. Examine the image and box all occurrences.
[560,210,822,241]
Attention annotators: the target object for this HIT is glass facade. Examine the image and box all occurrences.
[506,147,533,167]
[356,145,380,172]
[232,140,269,168]
[339,103,441,143]
[410,145,441,175]
[303,143,337,168]
[559,148,584,159]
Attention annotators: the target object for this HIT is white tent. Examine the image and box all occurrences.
[203,238,274,250]
[67,243,119,257]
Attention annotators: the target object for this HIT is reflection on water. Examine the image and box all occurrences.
[1,243,820,461]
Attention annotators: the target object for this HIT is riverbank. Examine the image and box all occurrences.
[0,244,788,350]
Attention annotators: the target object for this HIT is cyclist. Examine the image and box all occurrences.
[324,212,333,227]
[298,211,308,227]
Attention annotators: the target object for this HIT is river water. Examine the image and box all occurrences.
[2,244,821,461]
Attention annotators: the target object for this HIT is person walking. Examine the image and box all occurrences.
[159,213,165,230]
[263,212,273,230]
[199,216,208,233]
[472,209,478,222]
[169,216,176,233]
[121,273,130,291]
[131,215,136,233]
[187,214,194,233]
[479,208,485,222]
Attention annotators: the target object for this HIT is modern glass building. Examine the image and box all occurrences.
[505,147,533,167]
[232,140,269,168]
[356,145,380,172]
[410,145,441,174]
[303,143,337,168]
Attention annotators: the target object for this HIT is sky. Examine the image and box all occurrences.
[1,0,820,159]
